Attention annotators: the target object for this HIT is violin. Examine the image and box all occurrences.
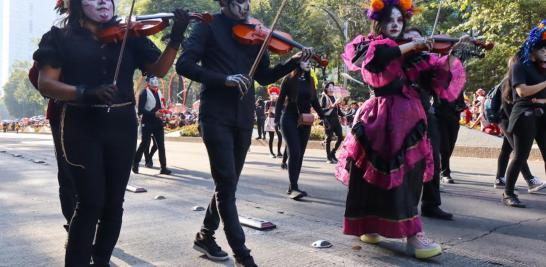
[401,35,494,55]
[97,12,213,43]
[232,18,328,67]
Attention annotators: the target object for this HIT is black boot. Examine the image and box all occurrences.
[193,232,229,261]
[421,206,453,220]
[235,255,258,267]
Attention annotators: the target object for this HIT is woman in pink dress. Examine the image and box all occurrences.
[336,0,467,259]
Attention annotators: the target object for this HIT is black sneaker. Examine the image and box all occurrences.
[494,177,506,189]
[331,152,339,163]
[289,189,305,200]
[502,193,526,208]
[160,168,172,175]
[421,206,453,220]
[132,164,139,174]
[270,153,277,158]
[527,177,546,193]
[193,232,229,261]
[281,163,287,169]
[235,255,258,267]
[145,161,154,168]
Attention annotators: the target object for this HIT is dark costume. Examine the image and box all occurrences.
[176,13,299,258]
[33,25,161,266]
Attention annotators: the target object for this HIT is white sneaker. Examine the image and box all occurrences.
[406,232,442,259]
[528,177,546,193]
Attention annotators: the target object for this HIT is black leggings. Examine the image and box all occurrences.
[50,116,77,227]
[325,117,343,157]
[281,114,311,189]
[268,126,282,155]
[496,133,533,181]
[256,118,265,138]
[62,105,137,266]
[144,135,158,163]
[505,114,546,195]
[135,126,167,168]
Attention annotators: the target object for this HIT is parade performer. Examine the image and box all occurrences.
[265,86,283,158]
[176,0,312,265]
[255,97,266,140]
[33,0,189,265]
[133,76,171,175]
[321,81,344,164]
[275,59,324,200]
[503,20,546,207]
[336,0,467,259]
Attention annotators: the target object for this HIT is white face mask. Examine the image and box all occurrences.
[385,8,403,39]
[227,0,250,21]
[81,0,114,23]
[532,46,546,69]
[300,60,311,72]
[149,77,159,88]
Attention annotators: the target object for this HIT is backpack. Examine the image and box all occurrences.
[483,81,503,124]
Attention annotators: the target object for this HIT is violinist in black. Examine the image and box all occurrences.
[176,0,312,265]
[32,0,189,265]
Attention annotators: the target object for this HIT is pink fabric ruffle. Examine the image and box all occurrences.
[341,35,367,72]
[343,215,423,239]
[361,38,402,88]
[430,56,466,101]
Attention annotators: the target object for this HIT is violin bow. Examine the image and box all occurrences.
[430,0,443,40]
[111,0,137,91]
[245,0,289,98]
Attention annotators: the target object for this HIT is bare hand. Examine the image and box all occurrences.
[412,37,432,51]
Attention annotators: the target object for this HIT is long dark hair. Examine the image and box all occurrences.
[62,0,117,29]
[501,55,519,104]
[280,66,316,103]
[371,5,407,39]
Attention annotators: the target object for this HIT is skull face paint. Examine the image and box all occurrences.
[82,0,114,23]
[300,60,311,72]
[227,0,250,21]
[384,8,404,39]
[148,77,160,89]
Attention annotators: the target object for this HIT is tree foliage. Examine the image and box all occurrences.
[2,61,46,118]
[120,0,546,98]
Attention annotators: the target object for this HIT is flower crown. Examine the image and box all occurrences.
[55,0,69,14]
[520,19,546,64]
[367,0,414,21]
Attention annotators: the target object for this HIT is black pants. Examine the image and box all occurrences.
[505,114,546,195]
[50,116,77,227]
[135,126,167,168]
[62,105,137,266]
[282,145,288,165]
[144,136,158,164]
[281,114,311,189]
[268,126,282,155]
[496,129,533,181]
[325,117,343,158]
[200,123,252,258]
[422,114,441,208]
[256,117,265,138]
[436,112,460,177]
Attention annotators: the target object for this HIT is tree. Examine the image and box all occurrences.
[2,61,46,118]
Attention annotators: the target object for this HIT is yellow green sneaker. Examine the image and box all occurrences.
[406,232,442,259]
[360,233,381,244]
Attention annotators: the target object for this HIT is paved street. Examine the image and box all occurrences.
[1,133,545,267]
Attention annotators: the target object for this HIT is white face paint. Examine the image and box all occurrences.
[149,77,159,89]
[82,0,114,23]
[300,60,311,72]
[384,8,404,39]
[532,45,546,70]
[227,0,250,21]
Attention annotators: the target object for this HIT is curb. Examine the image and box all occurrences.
[165,136,543,161]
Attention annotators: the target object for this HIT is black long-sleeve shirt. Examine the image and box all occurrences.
[275,79,323,124]
[138,88,162,129]
[176,13,298,129]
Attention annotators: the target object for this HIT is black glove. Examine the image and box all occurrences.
[225,74,252,96]
[168,9,190,48]
[76,84,117,105]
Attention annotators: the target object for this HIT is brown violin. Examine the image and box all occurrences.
[233,18,328,67]
[97,12,213,43]
[401,34,494,55]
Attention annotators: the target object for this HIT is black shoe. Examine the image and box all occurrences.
[193,232,229,261]
[132,164,139,174]
[289,189,305,200]
[494,177,506,189]
[255,137,261,140]
[270,153,277,158]
[281,163,287,169]
[145,161,154,168]
[160,168,172,175]
[331,152,339,162]
[421,206,453,220]
[502,193,526,208]
[235,255,258,267]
